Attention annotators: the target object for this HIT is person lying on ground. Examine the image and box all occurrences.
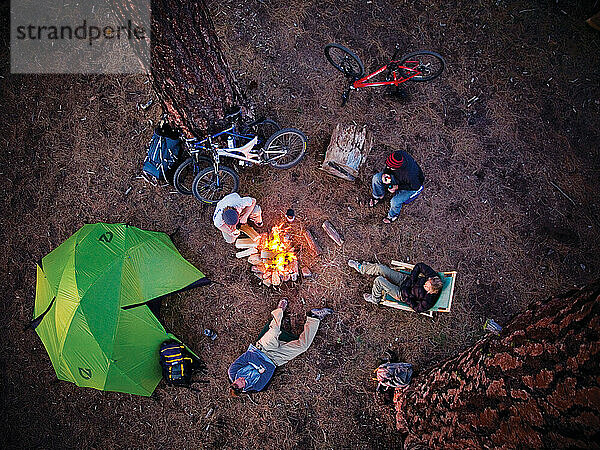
[228,299,333,395]
[348,260,443,313]
[213,192,263,243]
[369,150,424,224]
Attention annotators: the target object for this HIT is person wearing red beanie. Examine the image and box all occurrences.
[369,150,424,223]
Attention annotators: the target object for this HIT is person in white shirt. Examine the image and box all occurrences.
[213,192,263,243]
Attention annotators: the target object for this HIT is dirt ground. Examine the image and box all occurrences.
[2,0,600,448]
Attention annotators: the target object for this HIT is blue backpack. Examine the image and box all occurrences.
[142,123,182,184]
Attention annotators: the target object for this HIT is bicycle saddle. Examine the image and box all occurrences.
[224,105,242,121]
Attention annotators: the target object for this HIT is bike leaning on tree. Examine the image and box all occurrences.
[173,106,307,204]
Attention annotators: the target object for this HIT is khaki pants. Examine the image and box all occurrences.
[221,205,263,243]
[256,308,320,367]
[357,262,408,302]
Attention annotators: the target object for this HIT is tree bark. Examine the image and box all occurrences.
[151,0,244,134]
[394,282,600,448]
[112,0,244,134]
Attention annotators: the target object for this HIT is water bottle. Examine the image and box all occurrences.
[203,329,218,340]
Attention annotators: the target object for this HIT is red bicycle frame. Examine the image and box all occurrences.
[352,59,422,89]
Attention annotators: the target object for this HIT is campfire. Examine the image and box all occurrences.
[236,223,300,287]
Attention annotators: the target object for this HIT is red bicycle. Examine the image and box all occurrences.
[324,43,445,105]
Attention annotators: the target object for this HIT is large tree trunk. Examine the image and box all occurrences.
[151,0,244,134]
[394,282,600,448]
[113,0,245,134]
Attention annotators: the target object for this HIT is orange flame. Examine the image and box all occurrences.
[261,223,297,273]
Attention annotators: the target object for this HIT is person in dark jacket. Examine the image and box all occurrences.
[369,150,424,223]
[347,260,443,313]
[228,299,333,395]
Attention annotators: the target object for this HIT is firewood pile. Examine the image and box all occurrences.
[233,219,343,287]
[236,222,300,287]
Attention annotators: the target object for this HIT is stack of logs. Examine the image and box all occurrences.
[235,224,300,287]
[248,252,299,287]
[234,220,342,287]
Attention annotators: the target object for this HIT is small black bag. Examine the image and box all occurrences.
[142,123,182,184]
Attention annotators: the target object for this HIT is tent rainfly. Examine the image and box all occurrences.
[32,223,210,396]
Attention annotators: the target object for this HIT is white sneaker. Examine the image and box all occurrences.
[309,308,334,320]
[347,259,361,272]
[363,293,380,305]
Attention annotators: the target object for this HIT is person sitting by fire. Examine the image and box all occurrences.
[213,192,263,243]
[369,150,424,223]
[228,299,333,395]
[347,260,443,313]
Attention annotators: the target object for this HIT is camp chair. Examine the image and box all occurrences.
[257,318,298,343]
[380,260,457,318]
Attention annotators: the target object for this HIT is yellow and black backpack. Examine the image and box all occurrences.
[159,340,205,388]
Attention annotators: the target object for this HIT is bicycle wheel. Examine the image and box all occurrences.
[241,119,281,148]
[324,43,365,79]
[263,128,307,169]
[398,51,445,82]
[173,156,212,195]
[191,165,239,204]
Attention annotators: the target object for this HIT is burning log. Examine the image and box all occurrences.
[289,260,299,275]
[246,221,300,288]
[236,247,258,258]
[235,238,259,249]
[303,228,323,256]
[322,220,344,246]
[261,250,276,259]
[271,271,281,286]
[239,224,260,241]
[248,254,262,265]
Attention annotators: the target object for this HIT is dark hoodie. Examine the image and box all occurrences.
[400,263,441,313]
[383,150,424,191]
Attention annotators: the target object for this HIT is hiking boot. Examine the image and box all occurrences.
[278,298,288,311]
[309,307,334,320]
[347,259,361,272]
[363,293,381,305]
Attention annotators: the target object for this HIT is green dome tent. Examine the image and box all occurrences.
[32,223,209,396]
